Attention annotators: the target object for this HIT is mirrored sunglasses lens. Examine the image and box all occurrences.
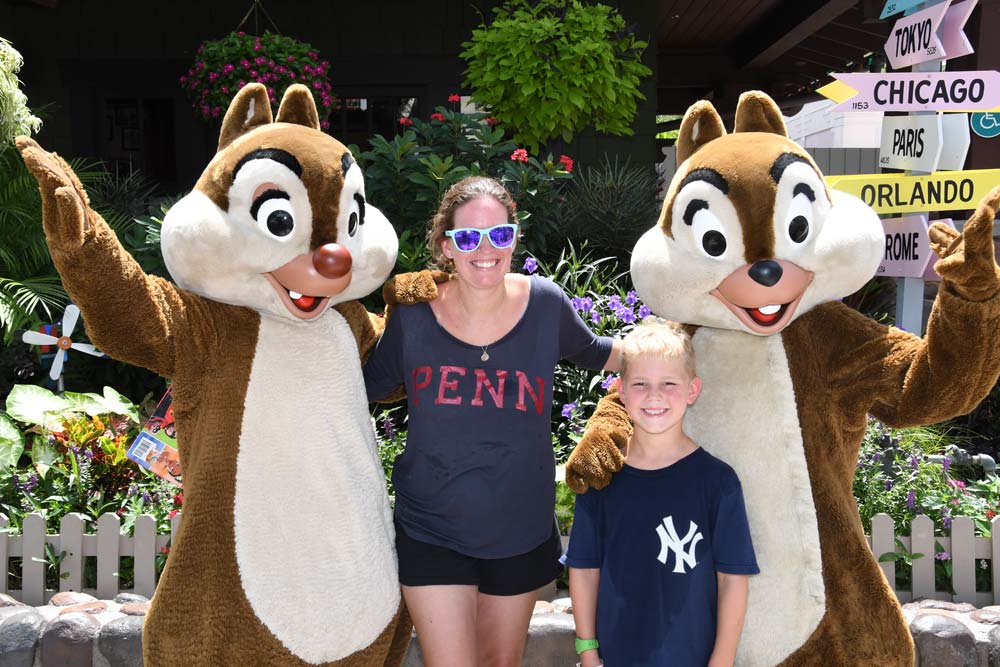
[489,225,515,248]
[453,229,482,251]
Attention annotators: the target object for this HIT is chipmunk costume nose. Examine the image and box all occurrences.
[312,243,352,279]
[748,260,783,287]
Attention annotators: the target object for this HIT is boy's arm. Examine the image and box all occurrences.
[708,572,749,667]
[569,568,603,667]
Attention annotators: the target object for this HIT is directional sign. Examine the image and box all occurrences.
[818,72,1000,113]
[972,112,1000,138]
[879,115,942,172]
[879,215,930,278]
[884,2,949,70]
[939,0,978,62]
[880,0,944,20]
[922,218,956,281]
[826,169,1000,215]
[938,113,971,170]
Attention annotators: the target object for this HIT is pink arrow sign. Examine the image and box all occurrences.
[830,72,1000,112]
[880,215,930,279]
[884,2,949,70]
[938,0,977,62]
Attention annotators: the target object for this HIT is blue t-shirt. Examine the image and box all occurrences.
[565,448,758,667]
[364,275,613,558]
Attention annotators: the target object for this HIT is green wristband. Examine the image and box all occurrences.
[575,637,599,654]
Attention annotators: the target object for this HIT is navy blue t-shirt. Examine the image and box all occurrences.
[565,448,758,667]
[364,275,613,558]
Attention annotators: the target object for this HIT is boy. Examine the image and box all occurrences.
[566,319,758,667]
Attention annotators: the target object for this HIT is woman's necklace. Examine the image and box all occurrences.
[480,345,490,362]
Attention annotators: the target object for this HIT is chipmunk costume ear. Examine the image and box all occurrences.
[733,90,787,136]
[276,84,320,130]
[676,101,726,163]
[218,83,273,150]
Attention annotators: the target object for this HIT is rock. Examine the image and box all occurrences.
[120,602,149,616]
[909,599,978,614]
[58,600,108,616]
[988,626,1000,667]
[0,593,23,608]
[48,592,98,607]
[523,612,576,666]
[113,593,148,604]
[0,608,45,667]
[971,608,1000,625]
[551,597,572,613]
[97,614,144,667]
[39,611,100,667]
[910,613,977,667]
[533,601,555,614]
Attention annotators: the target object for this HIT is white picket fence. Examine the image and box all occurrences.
[0,512,180,606]
[1,510,997,606]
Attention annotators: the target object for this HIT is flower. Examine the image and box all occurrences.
[591,311,602,324]
[448,93,461,102]
[625,290,638,306]
[160,546,171,555]
[485,116,499,126]
[173,493,184,505]
[559,154,574,173]
[168,509,179,519]
[430,112,446,122]
[619,308,637,324]
[935,551,951,561]
[987,509,996,520]
[884,479,893,490]
[522,257,538,274]
[561,402,577,418]
[399,117,413,126]
[510,148,529,163]
[943,457,951,472]
[638,304,652,319]
[947,479,966,490]
[608,295,622,310]
[601,374,617,390]
[906,490,916,510]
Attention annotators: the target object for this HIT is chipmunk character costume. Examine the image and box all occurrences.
[17,83,423,666]
[567,91,1000,666]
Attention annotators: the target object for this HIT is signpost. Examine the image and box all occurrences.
[826,169,1000,215]
[818,71,1000,113]
[938,0,978,61]
[883,2,949,70]
[880,0,937,20]
[878,114,942,171]
[938,113,972,169]
[878,215,931,278]
[971,112,1000,138]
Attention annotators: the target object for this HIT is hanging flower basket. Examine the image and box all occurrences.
[179,31,334,129]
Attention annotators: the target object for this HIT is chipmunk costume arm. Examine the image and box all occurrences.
[565,390,630,493]
[796,187,1000,429]
[16,137,198,378]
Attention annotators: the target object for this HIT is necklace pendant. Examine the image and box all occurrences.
[481,350,490,362]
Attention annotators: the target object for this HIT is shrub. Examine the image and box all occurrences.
[0,37,41,145]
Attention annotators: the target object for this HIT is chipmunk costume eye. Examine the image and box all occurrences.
[786,184,814,244]
[771,154,830,256]
[347,192,365,237]
[251,189,295,238]
[686,200,728,258]
[673,168,739,262]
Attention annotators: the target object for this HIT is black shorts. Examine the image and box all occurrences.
[395,519,563,596]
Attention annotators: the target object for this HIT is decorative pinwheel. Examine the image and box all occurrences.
[18,304,105,389]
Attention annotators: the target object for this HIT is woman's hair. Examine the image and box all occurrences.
[426,176,518,270]
[620,317,696,379]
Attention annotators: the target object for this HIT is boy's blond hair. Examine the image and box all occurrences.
[620,317,696,379]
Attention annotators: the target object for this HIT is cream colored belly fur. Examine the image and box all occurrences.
[686,328,825,666]
[234,311,398,664]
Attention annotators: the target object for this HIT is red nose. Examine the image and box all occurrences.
[313,243,352,279]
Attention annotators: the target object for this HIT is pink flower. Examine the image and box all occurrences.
[222,64,235,74]
[168,509,179,519]
[399,117,413,126]
[321,120,330,130]
[267,87,276,98]
[221,86,229,94]
[289,72,296,79]
[237,31,246,37]
[250,70,258,78]
[287,55,295,62]
[313,81,322,89]
[179,75,187,85]
[237,79,246,87]
[160,546,170,555]
[208,72,219,82]
[253,42,261,51]
[241,59,251,69]
[448,93,461,103]
[255,56,266,65]
[510,148,529,163]
[307,51,318,59]
[430,112,446,121]
[559,155,574,173]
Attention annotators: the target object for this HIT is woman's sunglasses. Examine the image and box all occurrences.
[444,223,518,252]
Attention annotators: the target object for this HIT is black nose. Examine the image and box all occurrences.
[748,260,783,287]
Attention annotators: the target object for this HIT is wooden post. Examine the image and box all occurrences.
[97,512,120,600]
[21,513,45,607]
[133,514,157,598]
[872,513,896,585]
[911,514,936,599]
[951,516,976,603]
[59,513,85,593]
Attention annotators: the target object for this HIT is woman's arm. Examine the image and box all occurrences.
[569,568,603,667]
[708,572,749,667]
[601,339,622,373]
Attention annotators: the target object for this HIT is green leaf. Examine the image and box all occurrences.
[31,436,58,479]
[5,384,70,430]
[99,386,140,422]
[878,551,900,562]
[62,391,106,416]
[0,413,24,468]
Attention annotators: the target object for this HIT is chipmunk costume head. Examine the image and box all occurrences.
[18,83,419,666]
[568,91,1000,666]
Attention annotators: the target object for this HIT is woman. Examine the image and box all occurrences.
[364,176,619,666]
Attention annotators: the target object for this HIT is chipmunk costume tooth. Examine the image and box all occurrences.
[567,91,1000,666]
[17,83,424,666]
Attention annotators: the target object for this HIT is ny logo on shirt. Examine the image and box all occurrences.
[656,516,703,574]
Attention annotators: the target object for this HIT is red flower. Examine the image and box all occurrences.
[510,148,529,163]
[399,117,413,126]
[430,113,446,122]
[559,155,574,173]
[448,94,461,103]
[485,116,499,126]
[168,509,179,519]
[173,493,184,505]
[160,546,170,555]
[987,510,997,520]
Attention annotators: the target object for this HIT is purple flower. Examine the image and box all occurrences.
[608,295,622,310]
[601,374,617,390]
[935,551,951,561]
[383,416,396,441]
[910,455,920,470]
[141,492,152,503]
[561,402,577,418]
[884,479,893,491]
[638,304,651,319]
[625,290,638,306]
[579,297,593,314]
[942,513,952,529]
[871,452,882,463]
[591,311,601,325]
[523,257,538,274]
[906,490,916,510]
[943,458,951,472]
[619,308,637,324]
[571,297,583,311]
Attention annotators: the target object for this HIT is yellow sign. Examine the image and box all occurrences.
[826,169,1000,214]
